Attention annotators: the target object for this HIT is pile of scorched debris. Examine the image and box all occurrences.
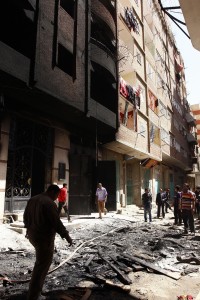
[1,212,200,299]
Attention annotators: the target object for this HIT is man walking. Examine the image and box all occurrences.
[96,183,108,219]
[142,188,152,222]
[23,184,72,300]
[58,183,71,222]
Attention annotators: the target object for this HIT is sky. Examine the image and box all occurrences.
[161,0,200,106]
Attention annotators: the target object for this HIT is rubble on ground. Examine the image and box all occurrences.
[1,208,200,299]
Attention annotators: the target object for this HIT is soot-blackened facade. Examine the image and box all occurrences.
[0,0,118,221]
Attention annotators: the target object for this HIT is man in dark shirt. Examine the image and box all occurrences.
[24,184,72,300]
[156,188,165,219]
[142,188,152,222]
[164,188,171,213]
[173,185,182,225]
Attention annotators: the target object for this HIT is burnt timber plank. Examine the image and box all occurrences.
[98,249,132,285]
[122,253,181,280]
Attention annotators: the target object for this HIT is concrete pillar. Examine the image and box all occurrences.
[0,116,10,223]
[52,128,70,187]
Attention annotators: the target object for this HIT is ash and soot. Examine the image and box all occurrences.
[1,207,200,300]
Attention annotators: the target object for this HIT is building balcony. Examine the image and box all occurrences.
[187,132,198,144]
[98,0,116,21]
[91,0,116,36]
[0,41,30,83]
[90,39,117,80]
[185,112,196,127]
[104,124,150,160]
[162,150,192,172]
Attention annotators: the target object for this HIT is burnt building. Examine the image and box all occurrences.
[0,0,118,220]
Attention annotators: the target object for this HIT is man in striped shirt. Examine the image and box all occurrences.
[180,183,195,234]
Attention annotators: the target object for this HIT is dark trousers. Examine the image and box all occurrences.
[165,201,171,213]
[157,202,165,218]
[27,232,55,300]
[58,202,70,221]
[144,207,152,222]
[196,202,200,218]
[174,206,182,225]
[182,209,195,232]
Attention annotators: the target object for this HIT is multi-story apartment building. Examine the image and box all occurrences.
[0,0,118,221]
[191,105,200,147]
[190,104,200,184]
[102,0,197,206]
[179,1,200,189]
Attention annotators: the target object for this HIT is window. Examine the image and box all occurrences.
[57,43,73,76]
[119,98,137,131]
[136,51,142,65]
[161,128,170,145]
[175,141,180,152]
[60,0,75,18]
[148,89,158,114]
[0,1,34,58]
[147,62,154,81]
[147,0,152,8]
[134,0,139,6]
[167,110,172,121]
[139,122,146,137]
[173,119,179,131]
[149,122,160,145]
[170,134,175,148]
[159,101,167,118]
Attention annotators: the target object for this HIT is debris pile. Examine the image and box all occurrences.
[1,216,200,299]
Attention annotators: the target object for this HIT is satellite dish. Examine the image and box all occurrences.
[118,42,132,69]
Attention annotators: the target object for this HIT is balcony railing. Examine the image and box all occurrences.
[90,37,117,60]
[99,0,116,20]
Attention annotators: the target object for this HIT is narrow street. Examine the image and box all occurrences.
[1,206,200,300]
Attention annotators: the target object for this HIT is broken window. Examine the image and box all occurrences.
[148,89,159,114]
[57,44,73,76]
[91,62,117,113]
[60,0,75,18]
[0,0,35,58]
[119,98,137,131]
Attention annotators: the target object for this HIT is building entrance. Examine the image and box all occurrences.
[4,118,53,212]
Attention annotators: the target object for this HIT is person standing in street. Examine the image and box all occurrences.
[23,184,72,300]
[173,185,182,225]
[96,183,108,219]
[156,188,165,219]
[57,183,71,222]
[180,183,195,234]
[164,188,171,213]
[142,188,152,222]
[194,186,200,219]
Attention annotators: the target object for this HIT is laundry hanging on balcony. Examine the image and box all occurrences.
[174,56,184,73]
[123,7,140,34]
[120,77,140,109]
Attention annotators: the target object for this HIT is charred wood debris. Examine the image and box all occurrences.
[1,217,200,299]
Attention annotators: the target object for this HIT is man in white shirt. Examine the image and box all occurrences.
[96,183,108,219]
